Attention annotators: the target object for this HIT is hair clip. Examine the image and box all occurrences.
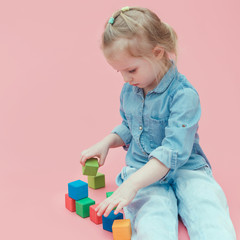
[108,17,115,25]
[121,6,130,12]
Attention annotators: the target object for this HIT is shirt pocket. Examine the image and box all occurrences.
[149,116,169,149]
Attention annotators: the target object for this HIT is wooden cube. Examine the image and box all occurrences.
[90,204,102,224]
[88,172,105,189]
[102,211,123,232]
[76,197,95,218]
[82,158,99,176]
[112,219,132,240]
[68,180,88,200]
[65,193,76,212]
[106,191,114,198]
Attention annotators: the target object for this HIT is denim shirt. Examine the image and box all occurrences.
[111,61,211,183]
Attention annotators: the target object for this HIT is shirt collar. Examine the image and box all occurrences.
[133,60,178,95]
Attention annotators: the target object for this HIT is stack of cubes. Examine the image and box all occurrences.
[82,158,105,190]
[65,179,95,218]
[65,158,132,240]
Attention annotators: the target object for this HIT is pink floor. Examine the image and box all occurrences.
[1,148,238,239]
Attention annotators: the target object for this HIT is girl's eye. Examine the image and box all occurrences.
[129,69,136,73]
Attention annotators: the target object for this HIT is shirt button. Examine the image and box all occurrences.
[139,126,143,130]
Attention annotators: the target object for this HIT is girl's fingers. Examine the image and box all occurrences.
[80,152,96,166]
[80,151,88,165]
[95,205,99,212]
[79,153,83,163]
[96,196,120,217]
[98,151,107,166]
[81,155,88,165]
[104,201,118,217]
[96,200,109,216]
[95,201,103,212]
[99,156,105,166]
[80,155,86,165]
[114,201,125,215]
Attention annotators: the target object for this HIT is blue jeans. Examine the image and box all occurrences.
[116,166,236,240]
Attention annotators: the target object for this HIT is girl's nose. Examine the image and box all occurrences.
[122,73,132,83]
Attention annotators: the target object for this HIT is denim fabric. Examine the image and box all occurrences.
[112,60,236,239]
[116,166,236,240]
[112,60,211,183]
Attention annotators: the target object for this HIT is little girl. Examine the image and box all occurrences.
[80,6,236,239]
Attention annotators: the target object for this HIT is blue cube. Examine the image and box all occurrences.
[102,211,123,232]
[68,180,88,200]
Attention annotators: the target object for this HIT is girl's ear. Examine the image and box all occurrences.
[152,45,164,60]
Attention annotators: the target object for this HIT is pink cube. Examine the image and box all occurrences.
[90,204,102,224]
[65,193,76,212]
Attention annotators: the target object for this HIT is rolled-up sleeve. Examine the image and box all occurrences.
[111,85,132,151]
[149,88,201,182]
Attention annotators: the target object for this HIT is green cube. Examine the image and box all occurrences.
[106,191,114,198]
[76,197,95,218]
[82,158,99,176]
[106,191,116,210]
[88,172,105,189]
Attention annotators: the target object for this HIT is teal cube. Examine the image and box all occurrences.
[76,197,95,218]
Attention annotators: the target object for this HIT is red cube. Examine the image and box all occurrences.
[90,204,102,224]
[65,193,76,212]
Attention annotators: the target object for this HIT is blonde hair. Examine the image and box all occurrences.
[101,7,178,80]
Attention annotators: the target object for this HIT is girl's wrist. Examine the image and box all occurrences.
[98,136,111,149]
[126,175,142,192]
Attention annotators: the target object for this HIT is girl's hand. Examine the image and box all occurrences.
[95,179,138,217]
[80,140,110,167]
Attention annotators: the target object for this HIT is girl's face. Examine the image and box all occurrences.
[104,41,163,96]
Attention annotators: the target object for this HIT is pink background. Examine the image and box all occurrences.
[0,0,239,239]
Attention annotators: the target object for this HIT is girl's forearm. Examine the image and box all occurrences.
[102,133,125,148]
[127,158,170,191]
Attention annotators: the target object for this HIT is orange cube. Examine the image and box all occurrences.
[90,204,102,224]
[65,193,76,212]
[112,219,132,240]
